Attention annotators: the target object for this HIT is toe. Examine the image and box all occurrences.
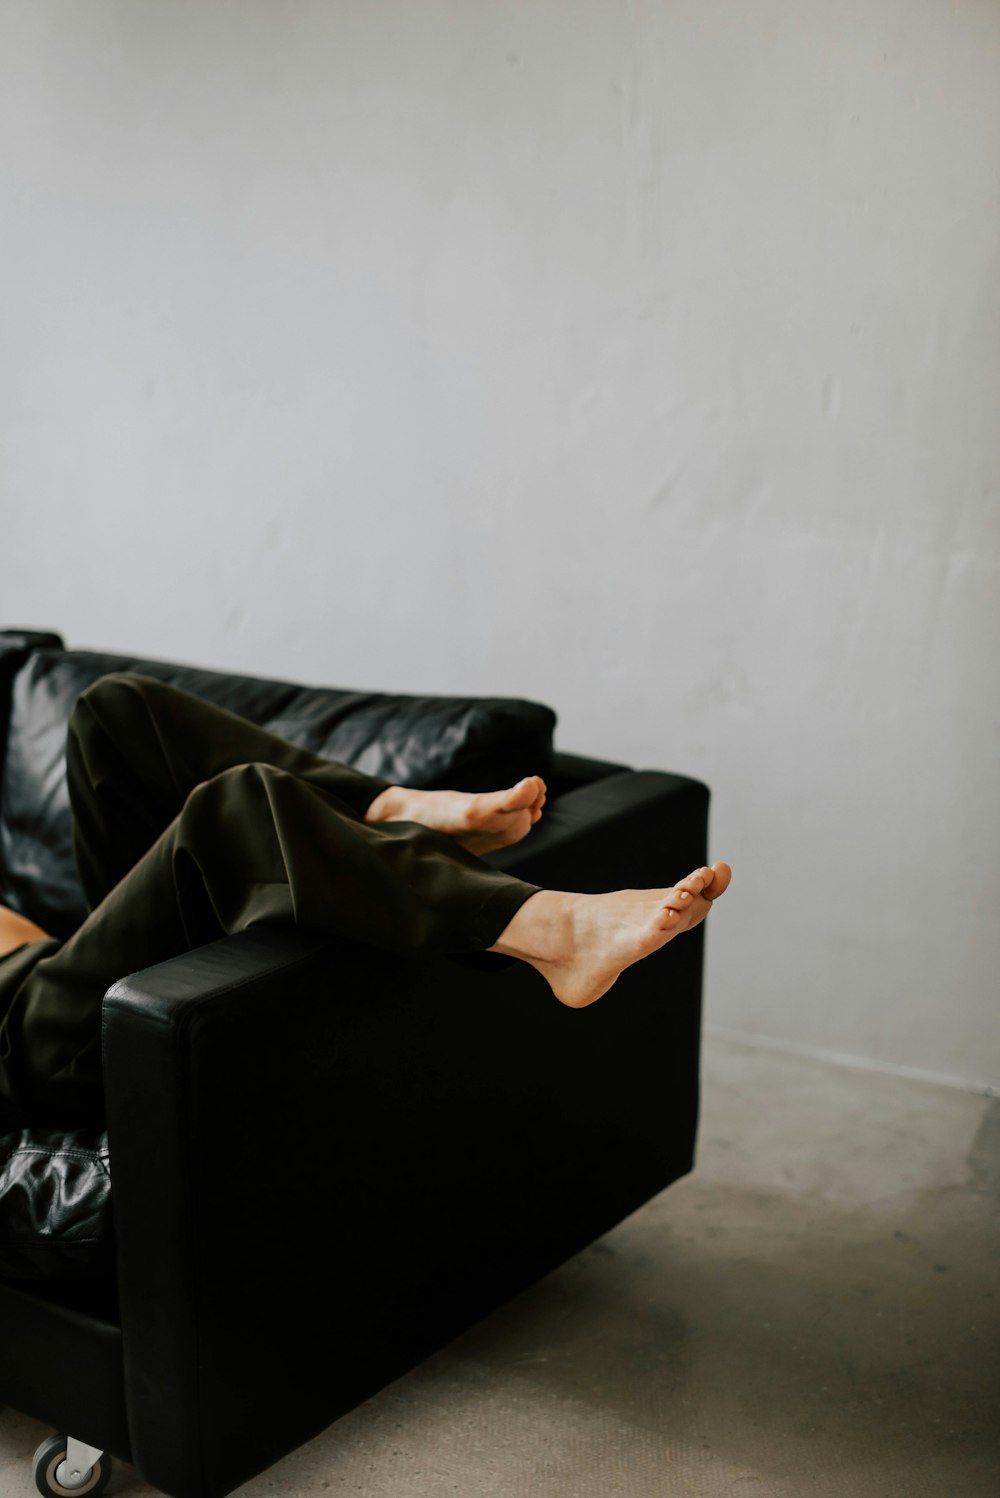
[523,777,547,815]
[503,777,542,811]
[470,781,532,823]
[662,888,694,912]
[703,862,732,900]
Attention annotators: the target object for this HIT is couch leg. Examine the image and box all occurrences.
[32,1435,111,1497]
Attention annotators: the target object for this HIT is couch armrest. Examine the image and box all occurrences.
[102,927,328,1496]
[546,749,629,796]
[102,769,709,1498]
[487,767,710,892]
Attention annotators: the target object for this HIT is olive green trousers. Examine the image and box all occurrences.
[0,673,540,1130]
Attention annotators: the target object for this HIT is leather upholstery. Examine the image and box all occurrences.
[0,1129,111,1280]
[0,630,556,940]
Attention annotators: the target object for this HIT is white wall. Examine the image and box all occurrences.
[2,1,997,1088]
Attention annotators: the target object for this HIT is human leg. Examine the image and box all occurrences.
[3,670,732,1125]
[3,759,540,1127]
[67,671,396,911]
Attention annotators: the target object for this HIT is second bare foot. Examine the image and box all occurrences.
[365,776,547,854]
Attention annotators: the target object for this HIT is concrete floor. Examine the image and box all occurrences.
[2,1034,997,1498]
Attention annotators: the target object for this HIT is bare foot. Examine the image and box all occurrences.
[365,776,547,854]
[489,862,732,1008]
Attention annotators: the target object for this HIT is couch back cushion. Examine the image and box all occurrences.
[0,632,556,939]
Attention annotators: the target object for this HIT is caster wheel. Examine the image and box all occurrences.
[32,1436,112,1497]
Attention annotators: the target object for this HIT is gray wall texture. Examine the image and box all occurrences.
[2,2,997,1089]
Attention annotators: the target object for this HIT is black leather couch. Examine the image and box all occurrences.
[0,628,709,1498]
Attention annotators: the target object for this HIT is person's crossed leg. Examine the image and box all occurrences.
[367,773,732,1008]
[8,766,730,1011]
[1,673,731,1134]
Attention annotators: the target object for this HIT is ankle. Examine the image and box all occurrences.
[488,890,572,964]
